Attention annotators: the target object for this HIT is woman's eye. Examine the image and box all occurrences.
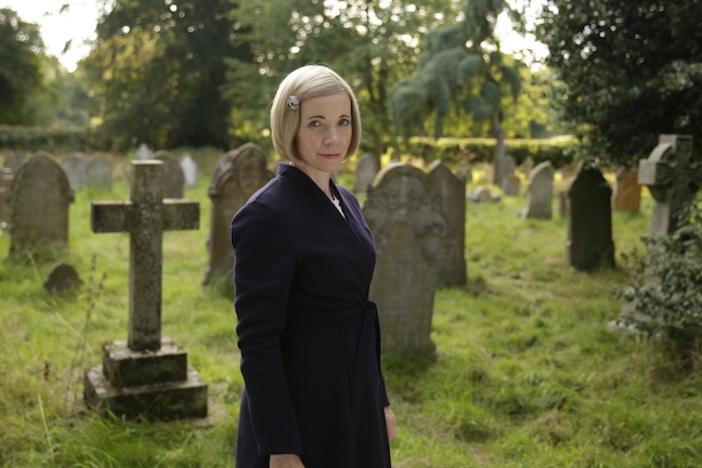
[339,118,351,126]
[308,121,321,128]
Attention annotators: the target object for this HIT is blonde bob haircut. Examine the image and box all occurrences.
[270,65,361,163]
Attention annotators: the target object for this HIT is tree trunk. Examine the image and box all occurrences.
[490,110,506,185]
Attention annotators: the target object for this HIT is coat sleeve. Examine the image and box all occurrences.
[231,200,303,455]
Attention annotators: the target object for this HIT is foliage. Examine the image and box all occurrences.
[0,125,106,151]
[81,0,253,150]
[223,0,461,153]
[618,201,702,359]
[535,0,702,165]
[388,0,523,141]
[0,8,46,125]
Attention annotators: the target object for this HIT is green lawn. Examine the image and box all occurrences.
[1,153,700,467]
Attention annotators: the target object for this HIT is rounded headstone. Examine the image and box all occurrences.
[43,262,83,293]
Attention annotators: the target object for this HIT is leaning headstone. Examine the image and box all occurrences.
[364,163,446,354]
[86,156,113,192]
[61,153,89,191]
[84,160,207,420]
[180,154,198,188]
[135,143,153,160]
[567,167,615,271]
[522,161,554,219]
[639,134,702,236]
[4,153,29,173]
[354,153,380,193]
[427,161,466,287]
[8,153,74,255]
[153,151,185,198]
[203,143,272,285]
[611,167,641,213]
[468,186,501,203]
[0,168,14,222]
[43,262,83,293]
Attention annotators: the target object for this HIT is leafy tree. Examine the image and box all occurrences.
[387,0,523,181]
[223,0,460,154]
[535,0,702,165]
[82,0,252,149]
[0,8,46,125]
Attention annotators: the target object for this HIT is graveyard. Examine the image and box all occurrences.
[1,146,700,467]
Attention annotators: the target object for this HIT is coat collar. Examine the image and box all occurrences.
[277,162,342,202]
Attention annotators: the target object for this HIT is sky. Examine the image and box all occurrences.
[0,0,548,73]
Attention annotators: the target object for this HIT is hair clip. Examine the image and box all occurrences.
[287,95,300,111]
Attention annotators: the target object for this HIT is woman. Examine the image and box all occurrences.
[231,65,396,468]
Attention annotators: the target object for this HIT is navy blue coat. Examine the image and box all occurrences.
[231,164,391,468]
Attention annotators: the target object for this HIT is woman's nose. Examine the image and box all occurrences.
[323,127,338,145]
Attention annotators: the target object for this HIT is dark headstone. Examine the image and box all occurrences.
[567,167,615,271]
[43,262,83,293]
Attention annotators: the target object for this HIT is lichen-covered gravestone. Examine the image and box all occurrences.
[154,151,185,198]
[8,153,74,256]
[427,160,466,287]
[612,167,641,212]
[567,167,615,271]
[364,163,446,354]
[84,160,207,420]
[354,153,380,193]
[522,161,554,219]
[203,143,272,285]
[638,134,701,236]
[86,156,113,192]
[61,153,89,191]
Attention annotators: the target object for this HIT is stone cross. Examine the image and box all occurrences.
[91,161,199,351]
[638,134,702,236]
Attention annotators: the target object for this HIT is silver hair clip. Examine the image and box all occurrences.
[287,95,300,111]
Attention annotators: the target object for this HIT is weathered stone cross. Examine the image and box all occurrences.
[91,160,199,351]
[638,134,702,236]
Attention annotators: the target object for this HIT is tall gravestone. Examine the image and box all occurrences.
[567,167,615,271]
[180,154,198,188]
[8,153,74,255]
[203,143,272,285]
[612,167,641,212]
[84,160,207,420]
[0,168,13,222]
[154,151,185,198]
[364,163,446,354]
[354,153,380,193]
[86,156,113,191]
[522,161,554,219]
[62,153,89,191]
[638,134,701,236]
[427,160,467,287]
[501,155,521,196]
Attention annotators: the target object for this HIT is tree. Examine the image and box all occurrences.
[82,0,252,149]
[0,8,46,125]
[387,0,523,183]
[535,0,702,165]
[223,0,461,154]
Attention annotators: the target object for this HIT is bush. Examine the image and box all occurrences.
[0,126,108,151]
[617,201,702,361]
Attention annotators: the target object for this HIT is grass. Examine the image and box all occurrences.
[2,150,701,467]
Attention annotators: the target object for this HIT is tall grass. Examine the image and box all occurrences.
[1,153,700,467]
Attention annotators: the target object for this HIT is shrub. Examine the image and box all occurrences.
[617,201,702,361]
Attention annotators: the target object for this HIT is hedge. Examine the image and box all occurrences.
[0,126,108,152]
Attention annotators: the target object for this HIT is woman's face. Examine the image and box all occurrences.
[295,92,352,175]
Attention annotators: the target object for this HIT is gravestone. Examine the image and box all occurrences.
[639,134,702,236]
[612,167,641,212]
[558,190,570,218]
[519,156,534,178]
[86,156,113,191]
[427,160,466,287]
[364,163,446,354]
[0,168,13,222]
[354,153,380,193]
[4,153,29,173]
[522,161,554,219]
[468,186,501,203]
[456,160,472,184]
[8,153,74,255]
[43,262,83,293]
[135,143,153,160]
[62,153,89,191]
[180,154,198,188]
[154,151,185,198]
[84,160,207,420]
[567,167,615,271]
[204,143,271,285]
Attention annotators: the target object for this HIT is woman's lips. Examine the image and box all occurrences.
[319,153,341,159]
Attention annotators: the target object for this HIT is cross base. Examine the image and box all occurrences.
[84,364,208,420]
[102,337,187,387]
